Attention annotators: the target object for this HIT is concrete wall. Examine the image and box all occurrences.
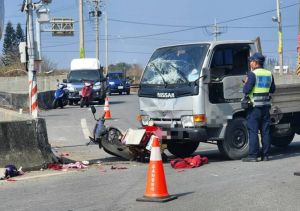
[0,90,55,110]
[0,75,67,92]
[0,74,299,93]
[0,108,57,170]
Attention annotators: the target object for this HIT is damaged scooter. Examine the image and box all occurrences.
[87,105,166,162]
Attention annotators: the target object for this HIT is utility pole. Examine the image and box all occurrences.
[94,0,99,60]
[79,0,85,58]
[88,0,101,60]
[104,11,108,75]
[297,0,300,76]
[27,0,38,118]
[276,0,283,75]
[213,19,221,41]
[205,19,226,41]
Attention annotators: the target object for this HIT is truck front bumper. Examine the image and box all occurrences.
[160,127,207,143]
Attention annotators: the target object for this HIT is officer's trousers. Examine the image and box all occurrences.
[246,106,271,158]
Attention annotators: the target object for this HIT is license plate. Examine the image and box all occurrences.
[118,86,124,89]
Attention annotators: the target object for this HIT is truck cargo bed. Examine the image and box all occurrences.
[271,83,300,114]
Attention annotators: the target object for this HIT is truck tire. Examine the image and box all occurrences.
[271,132,295,147]
[167,142,199,158]
[222,117,249,160]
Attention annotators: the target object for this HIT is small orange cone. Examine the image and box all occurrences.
[136,136,177,202]
[103,97,112,119]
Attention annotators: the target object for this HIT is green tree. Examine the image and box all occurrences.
[15,23,25,43]
[2,21,18,65]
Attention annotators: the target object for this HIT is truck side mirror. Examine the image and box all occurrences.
[202,67,210,84]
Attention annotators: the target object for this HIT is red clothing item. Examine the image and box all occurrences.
[170,155,208,169]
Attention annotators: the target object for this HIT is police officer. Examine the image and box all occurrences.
[242,52,276,162]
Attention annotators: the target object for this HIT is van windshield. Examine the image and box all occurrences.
[68,69,100,83]
[141,44,209,85]
[108,73,123,79]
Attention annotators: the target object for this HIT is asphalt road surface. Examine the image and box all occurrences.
[1,93,300,211]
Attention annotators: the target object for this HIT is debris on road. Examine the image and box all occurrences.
[47,161,88,171]
[111,165,128,170]
[170,155,208,169]
[0,165,24,180]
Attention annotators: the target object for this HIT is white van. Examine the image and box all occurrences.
[63,58,107,105]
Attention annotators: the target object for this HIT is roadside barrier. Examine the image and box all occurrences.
[0,109,58,170]
[103,97,112,119]
[136,136,177,202]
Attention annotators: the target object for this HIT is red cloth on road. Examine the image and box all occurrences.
[170,155,208,169]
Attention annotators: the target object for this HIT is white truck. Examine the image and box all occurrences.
[138,40,300,159]
[63,58,107,105]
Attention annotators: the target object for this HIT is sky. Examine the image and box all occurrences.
[1,0,299,70]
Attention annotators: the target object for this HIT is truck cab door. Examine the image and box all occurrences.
[208,44,252,104]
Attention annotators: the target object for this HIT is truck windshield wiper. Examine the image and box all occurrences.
[149,63,168,87]
[190,74,207,85]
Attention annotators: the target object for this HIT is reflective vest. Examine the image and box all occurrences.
[248,68,272,107]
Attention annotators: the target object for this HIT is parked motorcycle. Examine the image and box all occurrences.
[87,105,165,162]
[52,80,69,109]
[80,80,93,108]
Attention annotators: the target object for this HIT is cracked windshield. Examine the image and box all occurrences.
[141,44,209,85]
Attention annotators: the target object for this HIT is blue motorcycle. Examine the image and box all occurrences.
[52,81,69,109]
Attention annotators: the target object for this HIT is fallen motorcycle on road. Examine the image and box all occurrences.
[87,105,166,162]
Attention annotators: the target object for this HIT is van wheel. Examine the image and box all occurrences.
[167,142,199,158]
[271,132,295,147]
[221,117,249,160]
[98,98,105,105]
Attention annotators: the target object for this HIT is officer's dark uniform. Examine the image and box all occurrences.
[242,53,276,162]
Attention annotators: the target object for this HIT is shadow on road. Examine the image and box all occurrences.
[192,141,300,162]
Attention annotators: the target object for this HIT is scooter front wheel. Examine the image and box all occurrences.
[52,99,58,109]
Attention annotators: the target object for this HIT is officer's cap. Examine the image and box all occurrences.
[248,52,265,63]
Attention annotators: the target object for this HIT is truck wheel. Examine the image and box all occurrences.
[222,117,249,160]
[126,90,130,95]
[68,100,73,105]
[167,142,199,158]
[271,132,295,147]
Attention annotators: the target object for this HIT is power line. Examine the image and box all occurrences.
[103,3,299,40]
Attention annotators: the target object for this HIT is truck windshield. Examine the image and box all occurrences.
[141,44,209,85]
[68,69,100,83]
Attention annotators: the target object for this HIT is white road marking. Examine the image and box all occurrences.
[81,118,91,140]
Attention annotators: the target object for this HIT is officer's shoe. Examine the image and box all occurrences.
[261,156,269,161]
[242,157,259,162]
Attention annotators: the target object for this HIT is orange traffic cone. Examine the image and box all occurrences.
[103,97,112,119]
[136,136,177,202]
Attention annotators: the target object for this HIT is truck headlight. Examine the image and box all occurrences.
[93,82,101,90]
[181,116,194,127]
[109,81,115,85]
